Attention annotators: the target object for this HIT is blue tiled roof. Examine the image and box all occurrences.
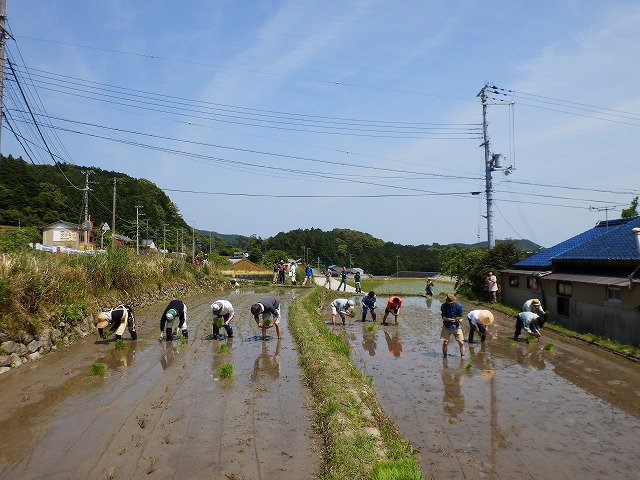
[514,216,640,269]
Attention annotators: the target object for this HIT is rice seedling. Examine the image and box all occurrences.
[219,344,228,354]
[114,339,126,350]
[348,310,356,318]
[218,363,234,379]
[526,336,536,344]
[90,362,107,377]
[261,317,273,328]
[464,363,473,371]
[214,317,224,328]
[543,343,554,351]
[366,324,375,332]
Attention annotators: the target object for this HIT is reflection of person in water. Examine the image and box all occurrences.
[384,331,403,357]
[113,344,136,368]
[160,342,177,370]
[251,338,282,381]
[362,325,377,356]
[441,358,465,419]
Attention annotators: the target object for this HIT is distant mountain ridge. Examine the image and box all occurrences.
[455,238,543,252]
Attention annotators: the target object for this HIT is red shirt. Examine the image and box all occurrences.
[386,296,403,309]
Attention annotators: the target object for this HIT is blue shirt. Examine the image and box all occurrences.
[441,301,463,328]
[305,266,313,277]
[362,295,377,308]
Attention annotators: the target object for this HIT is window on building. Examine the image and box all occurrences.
[527,276,539,290]
[509,276,519,287]
[557,281,572,296]
[557,297,570,317]
[606,287,621,302]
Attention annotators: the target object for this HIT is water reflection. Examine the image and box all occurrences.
[251,338,282,381]
[97,342,137,369]
[469,342,496,380]
[441,357,465,420]
[362,325,377,356]
[514,346,546,370]
[384,331,403,358]
[160,342,177,370]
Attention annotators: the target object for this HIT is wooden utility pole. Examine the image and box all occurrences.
[111,178,117,247]
[0,0,7,151]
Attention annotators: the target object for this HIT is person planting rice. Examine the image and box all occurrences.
[96,304,137,340]
[523,298,546,326]
[467,309,494,344]
[381,296,403,325]
[330,298,355,325]
[440,293,464,357]
[361,291,377,322]
[514,311,542,341]
[211,300,235,340]
[160,299,189,341]
[251,296,283,340]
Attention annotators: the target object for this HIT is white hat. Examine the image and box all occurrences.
[165,308,177,321]
[211,302,222,312]
[347,300,355,307]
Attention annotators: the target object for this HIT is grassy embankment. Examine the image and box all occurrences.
[288,287,422,480]
[0,248,228,341]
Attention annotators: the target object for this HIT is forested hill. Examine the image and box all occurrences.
[0,155,218,252]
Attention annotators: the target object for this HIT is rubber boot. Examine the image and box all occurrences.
[212,326,220,339]
[224,325,234,338]
[182,329,188,339]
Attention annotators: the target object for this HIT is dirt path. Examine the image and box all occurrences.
[0,288,319,480]
[347,295,640,479]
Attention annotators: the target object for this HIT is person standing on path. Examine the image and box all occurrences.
[278,260,286,285]
[467,309,494,344]
[160,299,189,341]
[382,296,403,325]
[337,266,348,292]
[440,293,464,357]
[96,304,137,340]
[302,264,313,286]
[251,296,283,339]
[272,262,279,284]
[211,300,235,339]
[486,271,498,303]
[324,268,332,289]
[361,291,377,322]
[289,261,297,285]
[353,271,362,293]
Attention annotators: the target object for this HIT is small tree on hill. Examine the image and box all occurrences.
[621,196,638,218]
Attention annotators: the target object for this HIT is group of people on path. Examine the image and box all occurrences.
[272,260,299,285]
[323,266,362,292]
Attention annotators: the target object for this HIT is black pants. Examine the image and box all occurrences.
[468,321,486,343]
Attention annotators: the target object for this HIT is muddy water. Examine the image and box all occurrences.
[343,295,640,479]
[0,288,319,480]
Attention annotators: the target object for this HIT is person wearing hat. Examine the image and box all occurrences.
[486,271,498,303]
[160,299,188,341]
[382,296,403,325]
[331,298,355,325]
[96,304,137,340]
[425,278,435,296]
[211,300,235,339]
[440,293,465,357]
[251,296,282,339]
[523,299,546,326]
[514,311,542,340]
[467,309,494,344]
[361,291,377,322]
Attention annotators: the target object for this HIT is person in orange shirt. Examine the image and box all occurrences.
[382,296,402,325]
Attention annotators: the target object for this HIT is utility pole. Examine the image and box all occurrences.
[135,205,144,255]
[163,223,168,255]
[478,84,495,249]
[0,0,7,150]
[192,226,195,262]
[81,170,94,221]
[111,178,117,247]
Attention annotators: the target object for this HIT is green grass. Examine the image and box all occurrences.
[371,458,422,480]
[543,343,554,351]
[288,288,421,479]
[114,339,126,350]
[525,336,536,344]
[90,362,107,377]
[464,362,473,371]
[367,324,375,332]
[218,363,234,379]
[219,343,228,354]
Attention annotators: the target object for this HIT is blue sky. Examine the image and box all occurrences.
[3,1,639,248]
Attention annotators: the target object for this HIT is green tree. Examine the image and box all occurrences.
[262,249,289,269]
[621,196,638,218]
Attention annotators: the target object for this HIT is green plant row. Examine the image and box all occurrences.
[288,288,421,480]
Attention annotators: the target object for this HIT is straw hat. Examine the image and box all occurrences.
[445,293,457,304]
[531,299,541,307]
[96,312,110,329]
[478,310,495,326]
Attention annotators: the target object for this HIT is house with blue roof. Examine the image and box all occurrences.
[500,216,640,346]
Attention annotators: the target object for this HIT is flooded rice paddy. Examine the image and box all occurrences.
[1,282,639,479]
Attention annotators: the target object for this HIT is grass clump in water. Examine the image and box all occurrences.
[367,324,375,332]
[526,336,536,344]
[464,362,473,371]
[543,343,554,351]
[218,363,233,379]
[114,339,126,351]
[90,362,107,377]
[219,343,228,354]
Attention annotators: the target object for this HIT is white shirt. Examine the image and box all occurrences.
[211,300,234,316]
